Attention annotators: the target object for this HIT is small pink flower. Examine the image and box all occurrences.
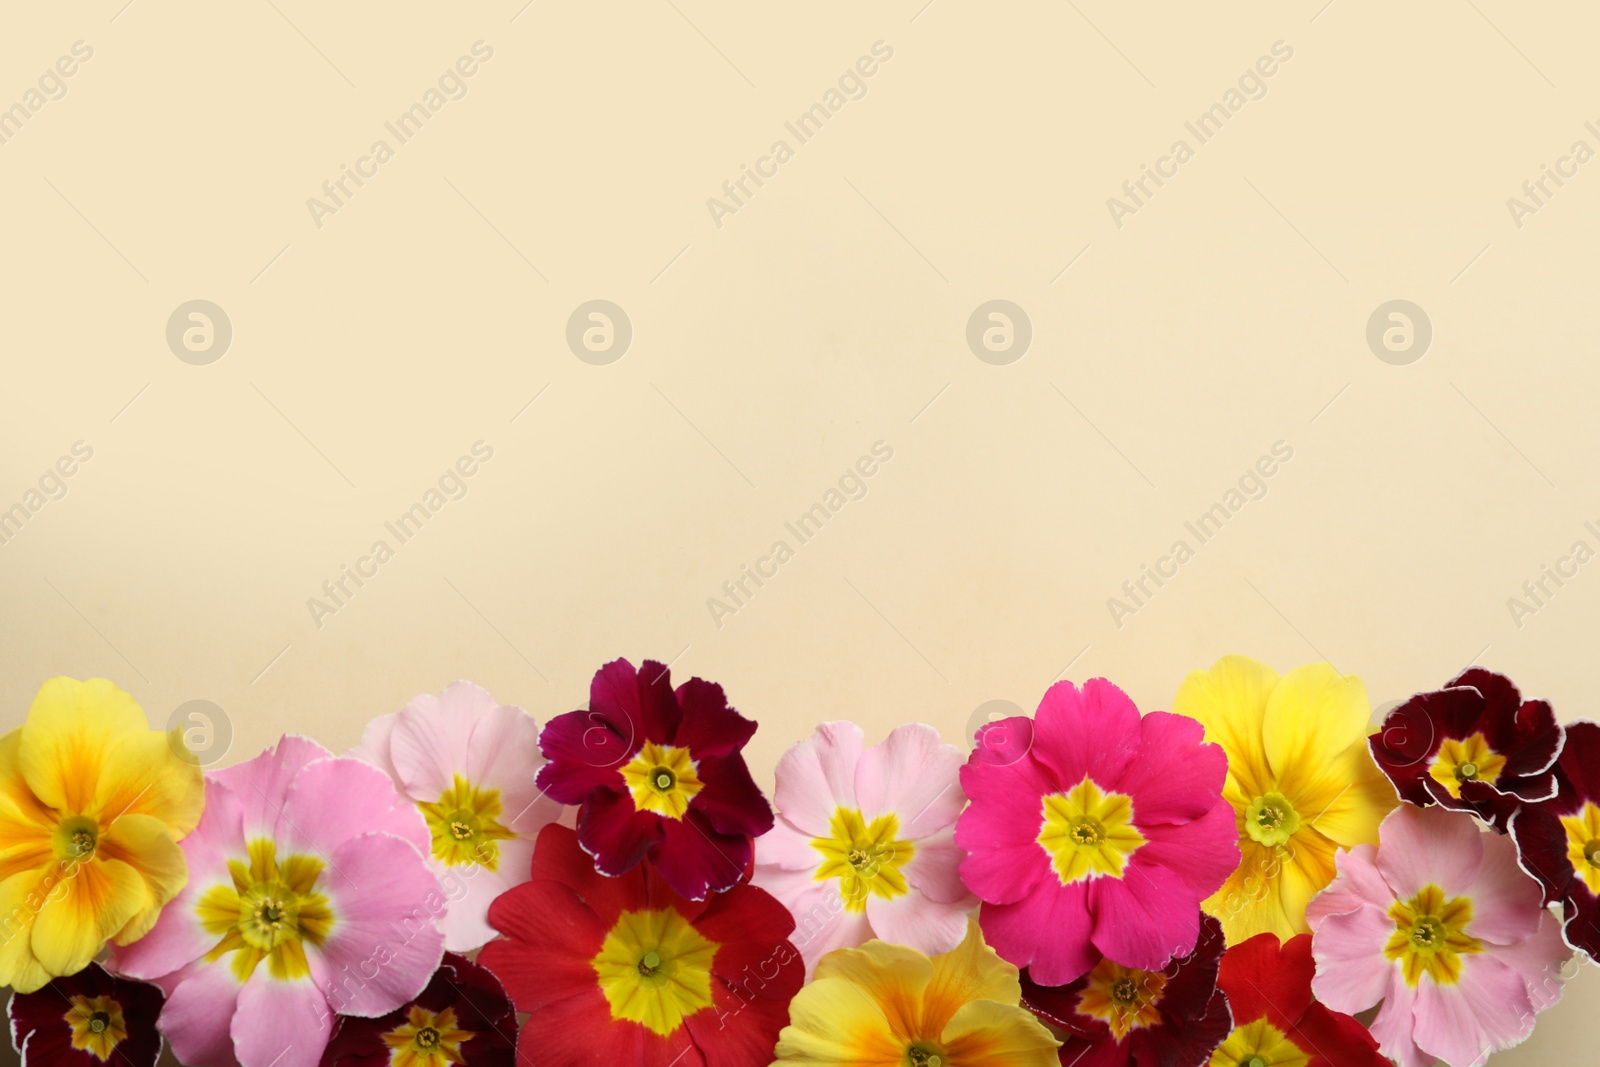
[349,681,565,951]
[1307,805,1571,1067]
[752,722,974,974]
[956,678,1239,985]
[108,736,445,1067]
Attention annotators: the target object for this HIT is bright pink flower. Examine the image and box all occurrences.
[956,678,1238,986]
[348,681,564,952]
[108,736,445,1067]
[1307,805,1570,1067]
[752,722,975,974]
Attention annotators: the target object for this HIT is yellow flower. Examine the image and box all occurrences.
[772,920,1059,1067]
[1173,656,1397,943]
[0,678,204,991]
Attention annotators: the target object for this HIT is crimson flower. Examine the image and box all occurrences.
[1511,719,1600,961]
[1214,932,1386,1067]
[7,963,163,1067]
[319,952,517,1067]
[537,658,773,899]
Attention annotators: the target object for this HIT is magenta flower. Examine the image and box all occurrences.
[1307,805,1570,1067]
[752,722,975,973]
[537,658,773,900]
[1511,719,1600,961]
[956,678,1239,985]
[107,736,445,1067]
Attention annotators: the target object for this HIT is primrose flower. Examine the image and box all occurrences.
[0,678,203,992]
[1307,805,1570,1067]
[957,678,1238,985]
[109,736,445,1067]
[349,681,564,951]
[752,721,974,974]
[772,920,1060,1067]
[320,951,517,1067]
[7,962,165,1067]
[1212,932,1386,1067]
[537,658,773,900]
[1511,719,1600,960]
[1173,656,1398,943]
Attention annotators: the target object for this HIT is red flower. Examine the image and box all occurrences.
[1511,719,1600,961]
[1370,668,1562,830]
[478,824,803,1067]
[319,952,517,1067]
[1214,932,1386,1067]
[536,657,773,899]
[1019,914,1231,1067]
[8,963,163,1067]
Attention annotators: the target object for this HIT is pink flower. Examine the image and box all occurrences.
[751,722,975,974]
[1307,805,1571,1067]
[348,681,565,951]
[955,678,1238,986]
[107,736,445,1067]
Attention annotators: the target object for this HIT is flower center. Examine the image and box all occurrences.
[1075,957,1166,1040]
[417,1027,440,1048]
[1207,1017,1311,1067]
[1038,776,1147,884]
[1243,792,1301,848]
[1587,841,1600,868]
[1384,883,1482,986]
[620,741,705,820]
[418,773,516,870]
[65,995,127,1061]
[908,1046,945,1067]
[1426,732,1507,800]
[1561,802,1600,895]
[811,808,915,912]
[54,815,101,863]
[381,1006,472,1067]
[196,838,333,982]
[592,907,717,1036]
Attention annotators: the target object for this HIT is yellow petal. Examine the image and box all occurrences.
[93,728,205,839]
[1203,840,1299,943]
[941,998,1061,1067]
[773,974,903,1067]
[99,813,191,944]
[19,678,148,816]
[0,731,57,884]
[814,938,935,1038]
[1261,664,1371,805]
[923,920,1021,1035]
[1173,656,1280,801]
[1275,829,1339,936]
[1299,745,1397,849]
[30,855,147,977]
[0,869,52,992]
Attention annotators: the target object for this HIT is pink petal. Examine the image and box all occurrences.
[855,723,966,838]
[389,683,499,800]
[1306,844,1392,929]
[957,840,1049,906]
[428,848,521,953]
[979,878,1097,985]
[1492,907,1571,1014]
[1413,956,1534,1067]
[344,711,401,786]
[866,890,969,957]
[465,703,559,831]
[1114,711,1226,825]
[1366,974,1431,1067]
[212,735,333,842]
[904,826,973,906]
[160,963,244,1067]
[773,721,864,837]
[233,975,333,1067]
[753,817,823,872]
[1032,678,1142,792]
[1374,805,1484,901]
[956,748,1058,855]
[280,756,428,858]
[1309,904,1395,1014]
[1089,864,1200,970]
[781,882,874,976]
[751,855,824,910]
[1134,800,1239,897]
[1460,831,1547,945]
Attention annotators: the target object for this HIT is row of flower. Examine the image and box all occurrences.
[1,657,1595,1067]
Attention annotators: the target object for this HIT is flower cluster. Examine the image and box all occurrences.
[3,658,1589,1067]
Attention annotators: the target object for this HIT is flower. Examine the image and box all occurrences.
[477,823,802,1067]
[348,681,564,951]
[319,952,517,1067]
[1019,914,1230,1067]
[1370,668,1562,831]
[1212,932,1386,1067]
[956,678,1238,985]
[752,721,974,974]
[536,658,773,900]
[1172,656,1398,943]
[108,735,445,1067]
[772,919,1059,1067]
[1510,719,1600,960]
[1306,805,1570,1067]
[7,962,165,1066]
[0,677,204,992]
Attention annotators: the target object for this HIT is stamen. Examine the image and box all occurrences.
[1071,820,1103,846]
[70,829,96,858]
[1585,840,1600,868]
[416,1026,441,1048]
[1111,977,1137,1004]
[89,1011,110,1034]
[1245,1058,1265,1067]
[848,848,871,870]
[909,1047,943,1067]
[639,949,662,976]
[449,820,474,840]
[653,769,675,791]
[1458,762,1478,780]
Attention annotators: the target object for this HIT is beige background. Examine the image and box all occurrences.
[2,1,1597,1063]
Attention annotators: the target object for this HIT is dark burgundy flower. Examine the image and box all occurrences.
[319,952,516,1067]
[8,963,163,1067]
[1370,667,1562,830]
[537,658,773,899]
[1019,913,1231,1067]
[1215,932,1386,1067]
[1511,719,1600,961]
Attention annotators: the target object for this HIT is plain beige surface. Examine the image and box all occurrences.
[1,1,1596,1063]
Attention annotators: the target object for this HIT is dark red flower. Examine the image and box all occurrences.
[1511,719,1600,961]
[1019,913,1231,1067]
[319,952,517,1067]
[1215,932,1386,1067]
[477,823,803,1067]
[1370,667,1562,830]
[8,963,163,1067]
[537,657,773,899]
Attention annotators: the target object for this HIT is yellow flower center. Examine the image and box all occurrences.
[811,808,915,912]
[1207,1018,1310,1067]
[1426,733,1507,800]
[591,907,717,1036]
[620,741,704,820]
[65,995,127,1061]
[381,1005,474,1067]
[907,1044,946,1067]
[1560,801,1600,894]
[53,815,101,862]
[1037,776,1146,884]
[1074,957,1166,1039]
[1384,883,1482,986]
[418,773,516,870]
[1243,792,1301,848]
[196,838,333,982]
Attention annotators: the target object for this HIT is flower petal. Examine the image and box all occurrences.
[980,879,1097,985]
[279,755,429,859]
[1373,805,1483,901]
[211,735,333,843]
[904,825,972,906]
[31,855,146,977]
[1412,955,1534,1067]
[93,728,204,841]
[535,708,632,804]
[388,682,498,800]
[17,678,147,816]
[772,722,864,837]
[465,703,559,831]
[98,812,189,945]
[1262,663,1372,808]
[160,963,244,1067]
[344,709,401,784]
[653,806,752,899]
[1089,863,1200,970]
[865,888,969,958]
[1305,843,1391,929]
[1031,678,1142,792]
[672,675,757,758]
[855,723,966,837]
[0,869,51,992]
[1173,655,1282,801]
[233,973,332,1067]
[1114,711,1226,826]
[1459,830,1547,945]
[1364,972,1430,1067]
[939,998,1061,1067]
[1308,904,1393,1014]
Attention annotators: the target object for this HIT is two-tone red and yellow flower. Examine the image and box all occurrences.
[0,678,203,992]
[1212,932,1386,1067]
[319,952,517,1067]
[1511,719,1600,961]
[478,823,802,1067]
[7,962,165,1066]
